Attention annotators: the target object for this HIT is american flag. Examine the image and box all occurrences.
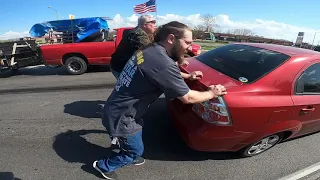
[134,0,156,14]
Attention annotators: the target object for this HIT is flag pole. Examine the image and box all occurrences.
[155,0,158,23]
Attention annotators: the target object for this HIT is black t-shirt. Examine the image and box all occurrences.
[102,43,190,137]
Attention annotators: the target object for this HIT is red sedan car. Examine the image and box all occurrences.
[168,43,320,157]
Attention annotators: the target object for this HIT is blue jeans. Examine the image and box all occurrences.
[111,69,120,80]
[97,130,144,172]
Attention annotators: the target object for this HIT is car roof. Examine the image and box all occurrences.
[233,43,320,56]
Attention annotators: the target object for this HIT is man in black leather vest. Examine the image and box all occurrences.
[110,15,156,79]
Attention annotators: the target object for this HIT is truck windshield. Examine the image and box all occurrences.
[195,44,290,83]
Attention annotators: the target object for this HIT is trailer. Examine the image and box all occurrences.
[0,39,42,73]
[29,17,111,44]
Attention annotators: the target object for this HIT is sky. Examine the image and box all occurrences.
[1,0,320,44]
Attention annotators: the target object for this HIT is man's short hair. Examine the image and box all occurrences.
[138,15,153,26]
[154,21,191,42]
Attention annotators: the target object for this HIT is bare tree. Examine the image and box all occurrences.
[201,13,216,32]
[213,24,222,33]
[193,25,206,31]
[191,25,205,40]
[214,28,222,33]
[227,29,255,36]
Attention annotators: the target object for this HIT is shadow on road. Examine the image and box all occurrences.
[280,130,320,144]
[0,172,22,180]
[60,97,239,163]
[57,97,239,177]
[52,129,118,178]
[64,100,105,119]
[0,65,111,78]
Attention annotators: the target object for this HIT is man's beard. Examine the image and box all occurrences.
[170,41,185,64]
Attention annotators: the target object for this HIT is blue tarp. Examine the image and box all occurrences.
[29,17,109,42]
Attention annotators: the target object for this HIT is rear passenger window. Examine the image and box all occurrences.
[296,63,320,94]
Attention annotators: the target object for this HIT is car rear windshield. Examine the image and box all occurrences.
[195,44,290,83]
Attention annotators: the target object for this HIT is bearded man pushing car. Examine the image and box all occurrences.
[93,21,227,180]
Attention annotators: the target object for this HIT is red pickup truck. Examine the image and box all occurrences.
[40,27,201,75]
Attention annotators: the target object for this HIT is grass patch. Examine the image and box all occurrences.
[202,46,217,51]
[193,40,227,51]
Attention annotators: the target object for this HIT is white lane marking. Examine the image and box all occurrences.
[278,162,320,180]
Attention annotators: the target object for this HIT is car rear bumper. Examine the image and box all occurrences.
[168,100,254,152]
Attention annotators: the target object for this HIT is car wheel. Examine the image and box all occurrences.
[65,56,87,75]
[239,133,283,157]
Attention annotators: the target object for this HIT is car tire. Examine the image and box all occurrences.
[65,56,87,75]
[239,133,283,157]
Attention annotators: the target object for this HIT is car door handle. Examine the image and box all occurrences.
[301,107,315,112]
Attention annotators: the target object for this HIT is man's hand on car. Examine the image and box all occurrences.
[189,71,203,80]
[208,84,227,98]
[180,60,189,66]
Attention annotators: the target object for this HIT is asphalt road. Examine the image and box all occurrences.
[1,66,320,180]
[0,65,114,94]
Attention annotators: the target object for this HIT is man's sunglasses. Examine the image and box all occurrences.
[146,20,156,24]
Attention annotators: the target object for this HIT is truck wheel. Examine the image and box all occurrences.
[65,56,87,75]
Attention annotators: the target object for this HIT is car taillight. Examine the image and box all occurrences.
[191,96,232,125]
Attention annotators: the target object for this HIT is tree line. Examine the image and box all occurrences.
[107,13,257,40]
[194,13,255,36]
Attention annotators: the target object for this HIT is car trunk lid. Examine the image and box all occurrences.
[180,58,244,91]
[172,58,243,126]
